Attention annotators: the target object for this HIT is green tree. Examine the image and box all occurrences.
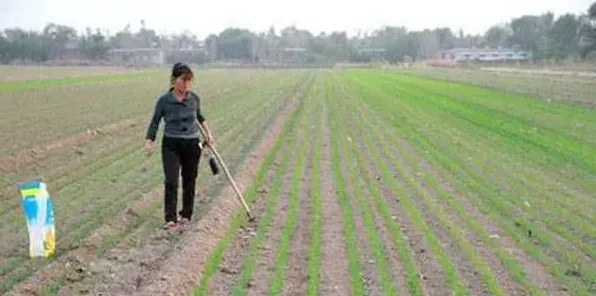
[579,1,596,58]
[41,23,77,60]
[547,14,581,60]
[416,29,440,59]
[507,13,554,59]
[80,28,109,60]
[110,24,135,48]
[3,28,45,62]
[204,34,218,62]
[484,25,511,48]
[435,27,456,50]
[216,28,256,60]
[4,5,596,65]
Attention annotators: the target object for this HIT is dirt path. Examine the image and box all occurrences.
[318,103,352,296]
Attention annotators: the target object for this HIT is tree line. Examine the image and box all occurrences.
[1,2,595,64]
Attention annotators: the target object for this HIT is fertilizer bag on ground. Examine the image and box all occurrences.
[18,180,56,258]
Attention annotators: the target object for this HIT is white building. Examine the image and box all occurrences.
[438,47,532,63]
[107,48,165,67]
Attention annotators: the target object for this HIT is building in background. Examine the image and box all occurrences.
[352,48,387,62]
[107,48,165,67]
[437,47,532,63]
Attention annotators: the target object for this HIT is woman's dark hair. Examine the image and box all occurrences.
[169,62,194,91]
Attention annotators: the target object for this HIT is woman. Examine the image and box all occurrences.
[144,62,215,232]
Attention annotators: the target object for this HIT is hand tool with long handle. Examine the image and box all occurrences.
[197,120,255,221]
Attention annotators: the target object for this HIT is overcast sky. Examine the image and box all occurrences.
[1,0,593,38]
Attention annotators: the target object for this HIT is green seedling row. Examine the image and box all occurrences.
[305,77,323,296]
[266,82,316,296]
[324,78,366,296]
[191,75,311,296]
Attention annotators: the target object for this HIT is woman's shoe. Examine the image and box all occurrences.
[163,221,179,233]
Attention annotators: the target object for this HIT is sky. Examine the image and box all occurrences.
[1,0,593,38]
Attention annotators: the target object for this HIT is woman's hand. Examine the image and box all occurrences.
[199,121,215,148]
[144,140,154,155]
[205,134,215,148]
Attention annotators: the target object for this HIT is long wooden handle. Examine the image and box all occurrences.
[197,121,253,220]
[210,146,253,218]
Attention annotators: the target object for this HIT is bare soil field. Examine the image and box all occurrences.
[480,67,596,78]
[0,66,594,296]
[486,63,596,73]
[0,65,146,82]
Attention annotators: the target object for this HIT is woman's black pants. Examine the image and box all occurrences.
[161,136,201,223]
